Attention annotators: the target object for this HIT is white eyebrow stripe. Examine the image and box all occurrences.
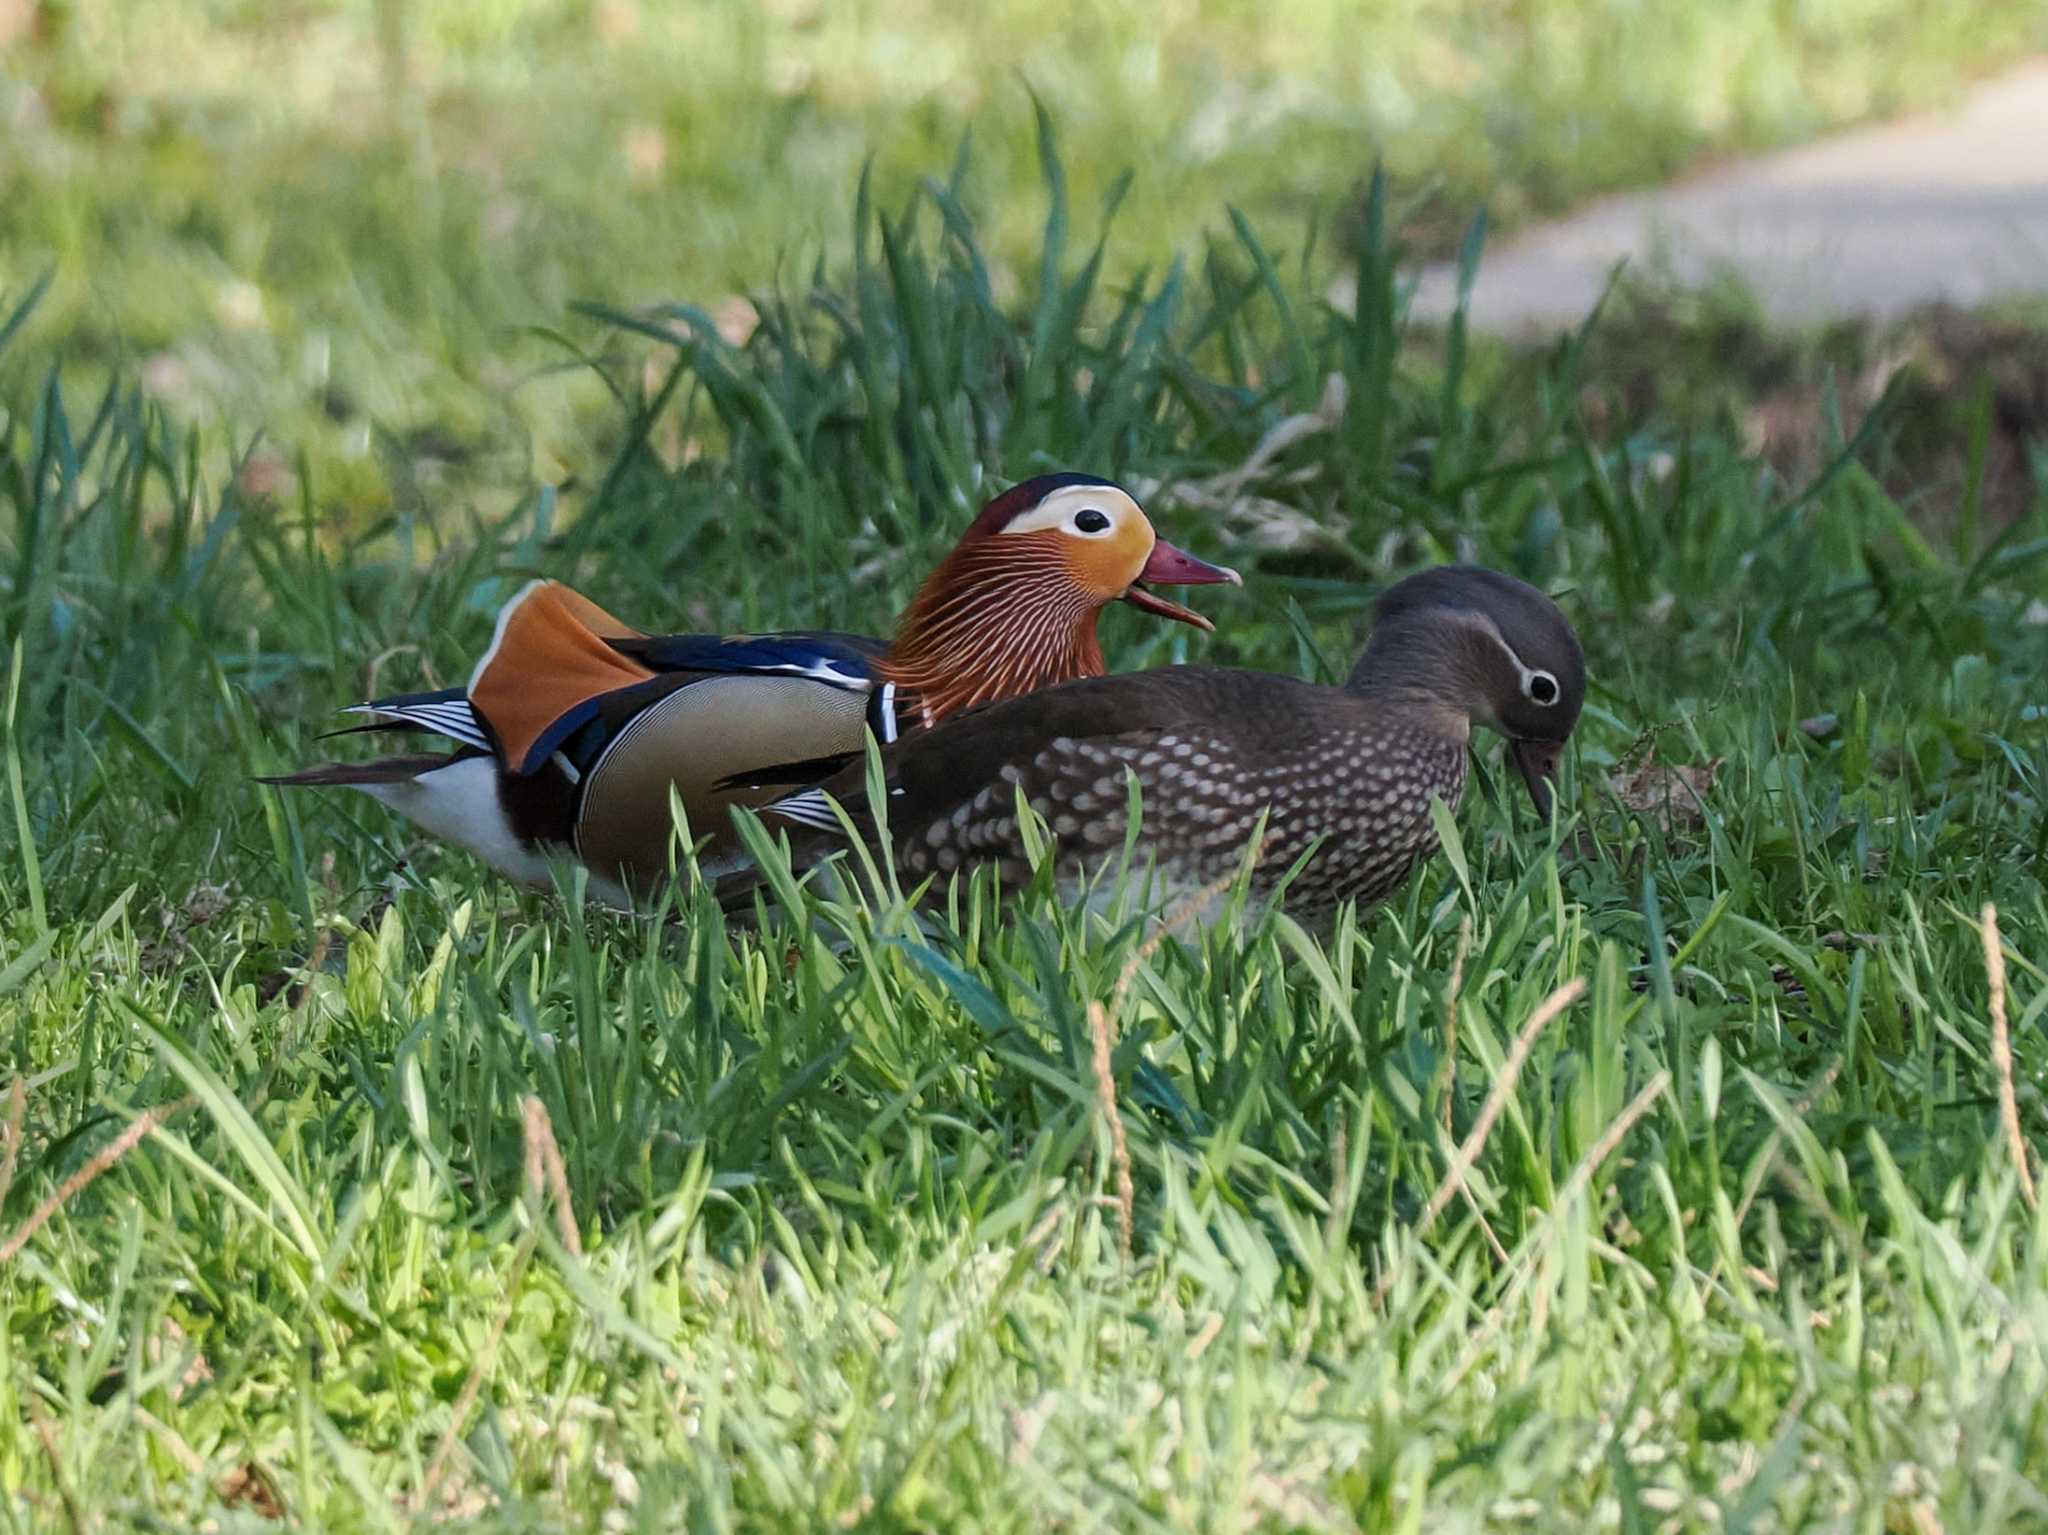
[1448,608,1543,683]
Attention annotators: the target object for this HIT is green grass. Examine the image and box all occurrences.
[4,149,2048,1530]
[6,0,2046,529]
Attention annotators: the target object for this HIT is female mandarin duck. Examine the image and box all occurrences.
[722,566,1584,929]
[263,474,1239,905]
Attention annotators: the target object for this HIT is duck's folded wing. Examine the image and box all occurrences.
[334,603,887,778]
[601,631,898,794]
[487,626,894,890]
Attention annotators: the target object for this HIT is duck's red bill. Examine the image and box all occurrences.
[1121,539,1242,632]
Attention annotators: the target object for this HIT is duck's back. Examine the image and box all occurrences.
[757,664,1470,920]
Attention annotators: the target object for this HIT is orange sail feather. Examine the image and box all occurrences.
[469,580,655,772]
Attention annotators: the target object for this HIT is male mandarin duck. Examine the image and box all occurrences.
[722,565,1584,928]
[262,473,1239,905]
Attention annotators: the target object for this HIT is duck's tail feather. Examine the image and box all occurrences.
[256,750,468,788]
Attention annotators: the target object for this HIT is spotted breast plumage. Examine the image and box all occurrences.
[731,564,1586,928]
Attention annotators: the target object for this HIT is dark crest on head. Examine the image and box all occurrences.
[964,472,1130,538]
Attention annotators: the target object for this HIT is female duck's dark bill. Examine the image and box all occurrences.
[1510,737,1565,816]
[1121,539,1242,632]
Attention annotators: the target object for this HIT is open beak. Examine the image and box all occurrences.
[1510,738,1565,818]
[1120,539,1242,633]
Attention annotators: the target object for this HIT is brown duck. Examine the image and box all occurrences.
[724,565,1585,926]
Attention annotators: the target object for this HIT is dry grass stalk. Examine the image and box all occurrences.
[0,1073,25,1210]
[520,1096,583,1255]
[1291,1120,1354,1365]
[1981,903,2036,1209]
[417,1223,539,1511]
[1769,1161,1864,1255]
[129,1405,208,1480]
[1323,1122,1349,1252]
[1557,1071,1670,1213]
[1132,375,1348,550]
[1085,999,1138,1262]
[1729,1052,1844,1234]
[1692,1051,1849,1299]
[0,1094,197,1266]
[1418,977,1586,1235]
[362,642,428,700]
[1,895,333,1266]
[27,1394,86,1535]
[1440,917,1472,1138]
[1435,1067,1670,1390]
[1088,838,1274,1263]
[1431,921,1510,1257]
[1460,1188,1511,1265]
[1108,835,1274,1007]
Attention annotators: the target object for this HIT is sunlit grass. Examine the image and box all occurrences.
[5,0,2044,529]
[4,128,2047,1526]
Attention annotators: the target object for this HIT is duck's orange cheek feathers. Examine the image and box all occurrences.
[1065,523,1155,601]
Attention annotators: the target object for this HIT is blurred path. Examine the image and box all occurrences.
[1381,59,2048,333]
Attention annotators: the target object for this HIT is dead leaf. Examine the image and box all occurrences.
[217,1463,285,1520]
[1129,373,1348,552]
[713,295,759,348]
[181,883,231,926]
[147,1318,213,1402]
[140,883,235,973]
[234,453,295,504]
[1609,751,1721,830]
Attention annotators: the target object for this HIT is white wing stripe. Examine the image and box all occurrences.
[737,659,872,687]
[345,699,491,751]
[769,789,843,832]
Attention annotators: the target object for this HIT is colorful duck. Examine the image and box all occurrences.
[263,474,1239,905]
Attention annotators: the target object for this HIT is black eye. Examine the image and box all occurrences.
[1073,508,1111,534]
[1525,671,1560,705]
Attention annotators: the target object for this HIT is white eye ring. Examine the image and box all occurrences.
[1070,507,1115,537]
[1523,669,1560,706]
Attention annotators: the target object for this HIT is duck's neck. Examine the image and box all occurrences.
[1344,615,1481,741]
[879,546,1104,725]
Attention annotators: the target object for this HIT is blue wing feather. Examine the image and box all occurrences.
[613,629,886,688]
